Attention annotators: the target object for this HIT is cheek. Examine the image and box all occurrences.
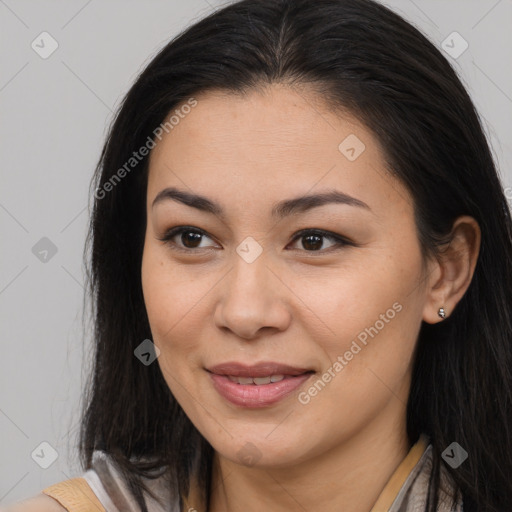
[142,243,189,325]
[141,244,213,369]
[313,245,423,373]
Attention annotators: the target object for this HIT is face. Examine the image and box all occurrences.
[141,84,430,468]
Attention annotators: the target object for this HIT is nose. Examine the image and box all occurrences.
[213,253,292,340]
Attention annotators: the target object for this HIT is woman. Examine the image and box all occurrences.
[7,0,512,510]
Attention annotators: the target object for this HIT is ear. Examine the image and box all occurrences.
[422,215,481,324]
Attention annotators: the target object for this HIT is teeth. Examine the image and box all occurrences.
[226,374,286,385]
[253,376,271,385]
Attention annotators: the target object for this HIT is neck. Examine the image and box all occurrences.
[208,400,411,512]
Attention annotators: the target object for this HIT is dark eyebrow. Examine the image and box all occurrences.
[151,186,370,218]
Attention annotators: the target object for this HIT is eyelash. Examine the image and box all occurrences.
[156,226,352,254]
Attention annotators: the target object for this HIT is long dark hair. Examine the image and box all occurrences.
[79,0,512,510]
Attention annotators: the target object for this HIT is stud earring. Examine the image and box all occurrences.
[438,307,446,319]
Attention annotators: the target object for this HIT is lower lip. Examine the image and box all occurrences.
[209,372,313,408]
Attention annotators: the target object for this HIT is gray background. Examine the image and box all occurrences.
[1,0,511,506]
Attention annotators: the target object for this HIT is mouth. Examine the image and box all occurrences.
[206,361,315,407]
[224,374,299,385]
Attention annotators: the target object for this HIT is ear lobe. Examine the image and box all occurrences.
[421,215,481,324]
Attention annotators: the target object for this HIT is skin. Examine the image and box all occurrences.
[141,83,481,512]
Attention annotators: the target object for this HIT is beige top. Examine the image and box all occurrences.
[42,433,463,511]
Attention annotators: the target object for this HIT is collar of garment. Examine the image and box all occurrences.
[85,433,463,512]
[182,433,463,512]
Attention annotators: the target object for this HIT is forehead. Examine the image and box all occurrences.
[149,84,367,167]
[146,84,412,219]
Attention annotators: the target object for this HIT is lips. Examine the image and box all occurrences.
[207,361,312,378]
[206,361,314,407]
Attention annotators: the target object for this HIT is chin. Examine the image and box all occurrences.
[207,427,316,469]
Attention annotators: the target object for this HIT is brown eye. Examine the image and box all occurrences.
[157,227,217,252]
[299,233,326,251]
[288,229,350,252]
[180,230,203,249]
[157,226,351,254]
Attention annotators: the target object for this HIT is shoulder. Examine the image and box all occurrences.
[2,493,67,511]
[2,472,106,512]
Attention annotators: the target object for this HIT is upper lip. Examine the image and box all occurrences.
[207,361,313,378]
